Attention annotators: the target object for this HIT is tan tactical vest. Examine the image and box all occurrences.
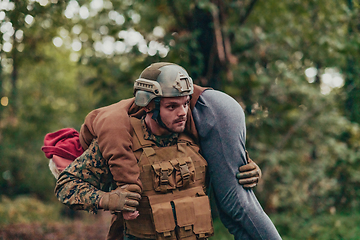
[124,117,214,240]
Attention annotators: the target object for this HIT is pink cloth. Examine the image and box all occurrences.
[41,128,84,160]
[52,155,74,171]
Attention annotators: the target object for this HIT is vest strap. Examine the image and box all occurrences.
[178,158,191,187]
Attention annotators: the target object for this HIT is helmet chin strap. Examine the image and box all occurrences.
[150,98,173,133]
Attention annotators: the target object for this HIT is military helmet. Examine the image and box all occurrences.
[134,62,193,107]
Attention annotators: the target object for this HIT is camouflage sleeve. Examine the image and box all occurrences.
[55,139,113,214]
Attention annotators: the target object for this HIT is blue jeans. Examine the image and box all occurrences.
[192,90,282,240]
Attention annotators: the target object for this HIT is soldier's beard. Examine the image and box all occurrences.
[162,117,187,133]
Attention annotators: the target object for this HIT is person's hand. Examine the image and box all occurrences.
[100,184,141,212]
[236,154,262,188]
[123,210,140,220]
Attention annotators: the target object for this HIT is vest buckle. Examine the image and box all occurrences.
[180,163,190,180]
[160,169,169,184]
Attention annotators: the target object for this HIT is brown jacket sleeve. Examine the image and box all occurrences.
[80,98,143,188]
[79,85,208,190]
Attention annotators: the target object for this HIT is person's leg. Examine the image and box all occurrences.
[193,90,281,240]
[215,203,252,240]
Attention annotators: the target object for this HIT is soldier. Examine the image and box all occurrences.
[55,63,281,240]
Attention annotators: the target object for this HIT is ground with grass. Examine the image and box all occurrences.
[2,196,360,239]
[0,196,232,240]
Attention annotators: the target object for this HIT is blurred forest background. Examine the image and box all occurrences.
[1,0,360,239]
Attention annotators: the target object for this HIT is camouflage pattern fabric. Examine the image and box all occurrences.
[141,117,179,147]
[55,139,114,214]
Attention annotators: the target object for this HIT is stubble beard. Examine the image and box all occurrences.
[167,119,186,133]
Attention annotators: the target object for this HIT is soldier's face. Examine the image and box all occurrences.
[159,96,190,133]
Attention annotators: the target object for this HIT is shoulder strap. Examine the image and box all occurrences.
[130,117,155,151]
[178,133,195,144]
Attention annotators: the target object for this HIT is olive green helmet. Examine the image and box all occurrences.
[134,62,193,107]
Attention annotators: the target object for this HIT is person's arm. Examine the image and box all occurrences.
[55,138,142,216]
[192,90,281,240]
[79,98,143,189]
[55,139,111,213]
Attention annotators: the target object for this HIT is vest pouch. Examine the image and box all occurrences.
[173,196,214,239]
[173,197,196,240]
[193,196,214,239]
[152,161,176,193]
[151,201,177,240]
[170,157,195,188]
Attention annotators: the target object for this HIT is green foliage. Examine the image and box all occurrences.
[271,211,360,240]
[212,211,360,240]
[0,41,97,198]
[1,0,360,238]
[0,196,62,225]
[210,218,233,240]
